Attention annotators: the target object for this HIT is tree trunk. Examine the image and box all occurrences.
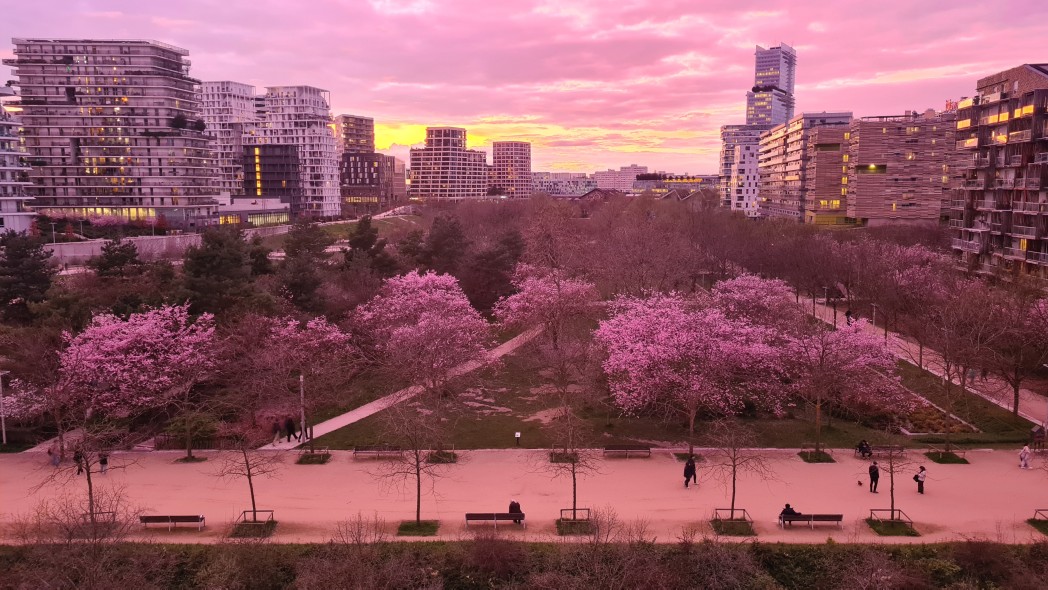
[571,461,578,520]
[918,343,923,369]
[184,419,194,460]
[729,465,737,519]
[889,456,896,513]
[687,411,696,455]
[415,462,422,524]
[245,450,257,521]
[814,400,823,452]
[1013,369,1021,416]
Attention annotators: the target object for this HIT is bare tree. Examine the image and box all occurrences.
[213,427,284,522]
[544,407,601,521]
[703,419,775,521]
[371,399,456,525]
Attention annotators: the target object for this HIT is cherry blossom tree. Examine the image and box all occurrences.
[494,264,599,351]
[711,274,803,335]
[7,304,215,458]
[787,321,912,451]
[223,314,355,450]
[986,285,1048,416]
[357,271,492,398]
[595,293,785,449]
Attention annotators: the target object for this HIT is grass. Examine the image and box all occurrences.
[897,361,1034,444]
[397,520,439,536]
[313,345,915,451]
[296,452,331,465]
[711,519,756,536]
[798,451,836,463]
[174,456,208,463]
[1026,518,1048,536]
[0,442,34,453]
[549,451,578,463]
[556,519,594,536]
[924,451,969,464]
[865,518,920,537]
[259,216,422,251]
[230,520,277,538]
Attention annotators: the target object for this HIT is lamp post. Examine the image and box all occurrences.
[49,222,57,244]
[0,370,10,446]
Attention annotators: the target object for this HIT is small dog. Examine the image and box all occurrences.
[857,480,863,486]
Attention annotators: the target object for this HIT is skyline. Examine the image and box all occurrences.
[2,0,1045,173]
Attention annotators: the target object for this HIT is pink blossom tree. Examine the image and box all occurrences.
[595,293,786,450]
[494,264,599,351]
[711,274,803,335]
[787,320,912,452]
[357,271,492,398]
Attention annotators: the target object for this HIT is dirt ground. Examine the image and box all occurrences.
[1,447,1045,544]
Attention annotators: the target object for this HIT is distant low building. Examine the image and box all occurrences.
[531,171,595,196]
[594,164,647,191]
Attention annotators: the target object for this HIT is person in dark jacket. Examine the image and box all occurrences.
[683,456,697,488]
[73,449,84,475]
[868,461,880,493]
[284,416,299,443]
[508,499,523,524]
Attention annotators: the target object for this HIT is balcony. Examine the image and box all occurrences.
[995,179,1016,189]
[948,219,966,229]
[989,222,1005,233]
[962,179,986,189]
[1013,225,1038,238]
[947,199,968,209]
[1003,247,1028,260]
[1020,179,1042,190]
[1034,153,1048,164]
[1010,129,1033,143]
[1015,201,1045,212]
[975,200,997,210]
[952,239,984,253]
[967,155,990,168]
[957,137,980,150]
[1027,251,1048,265]
[1010,155,1024,166]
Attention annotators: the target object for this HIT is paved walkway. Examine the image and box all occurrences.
[259,326,544,451]
[2,447,1044,544]
[802,295,1048,427]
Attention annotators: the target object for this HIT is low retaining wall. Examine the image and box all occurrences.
[45,224,292,264]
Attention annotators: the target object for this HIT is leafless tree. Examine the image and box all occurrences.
[213,427,284,522]
[544,407,601,521]
[703,419,775,521]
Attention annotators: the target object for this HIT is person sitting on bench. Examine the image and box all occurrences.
[856,440,872,459]
[508,499,523,524]
[780,503,800,517]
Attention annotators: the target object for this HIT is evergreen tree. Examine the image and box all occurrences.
[89,238,141,278]
[182,226,255,314]
[278,221,333,312]
[247,235,273,276]
[423,214,469,275]
[0,230,56,322]
[344,215,399,277]
[459,230,525,312]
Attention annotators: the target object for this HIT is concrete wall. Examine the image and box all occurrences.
[45,224,292,265]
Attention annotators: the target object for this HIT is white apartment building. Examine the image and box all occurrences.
[3,38,220,228]
[719,124,770,207]
[0,96,35,233]
[728,143,761,218]
[409,127,487,200]
[201,81,257,196]
[532,171,595,196]
[594,164,648,191]
[245,86,340,218]
[491,141,532,198]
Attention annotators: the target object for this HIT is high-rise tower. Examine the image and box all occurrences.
[745,44,797,126]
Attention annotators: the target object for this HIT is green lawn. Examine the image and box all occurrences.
[312,343,918,451]
[258,216,423,251]
[897,361,1034,445]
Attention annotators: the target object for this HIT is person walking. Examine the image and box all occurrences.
[271,419,282,444]
[683,456,697,488]
[868,461,880,493]
[47,443,60,467]
[99,452,109,474]
[915,466,926,494]
[73,449,84,475]
[284,416,299,443]
[1020,445,1032,469]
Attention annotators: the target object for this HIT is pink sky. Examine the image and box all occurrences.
[2,0,1045,173]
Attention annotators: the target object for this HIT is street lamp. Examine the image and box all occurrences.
[0,370,10,446]
[49,222,57,244]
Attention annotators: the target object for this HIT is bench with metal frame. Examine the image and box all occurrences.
[464,512,525,528]
[139,514,206,531]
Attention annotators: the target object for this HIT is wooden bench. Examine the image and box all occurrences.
[855,445,906,459]
[353,445,402,458]
[778,513,843,529]
[465,512,525,529]
[139,514,206,531]
[603,444,651,458]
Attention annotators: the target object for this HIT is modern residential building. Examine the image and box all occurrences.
[758,111,853,222]
[491,141,532,198]
[846,110,958,225]
[334,114,375,154]
[746,44,797,126]
[3,38,221,228]
[719,124,772,208]
[726,143,762,217]
[201,80,257,195]
[531,171,595,196]
[339,152,406,214]
[950,64,1048,277]
[633,173,719,193]
[409,127,487,200]
[593,164,648,191]
[0,90,35,233]
[244,85,340,218]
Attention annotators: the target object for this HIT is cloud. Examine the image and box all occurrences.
[1,0,1044,173]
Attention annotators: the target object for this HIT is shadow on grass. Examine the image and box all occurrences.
[397,520,439,536]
